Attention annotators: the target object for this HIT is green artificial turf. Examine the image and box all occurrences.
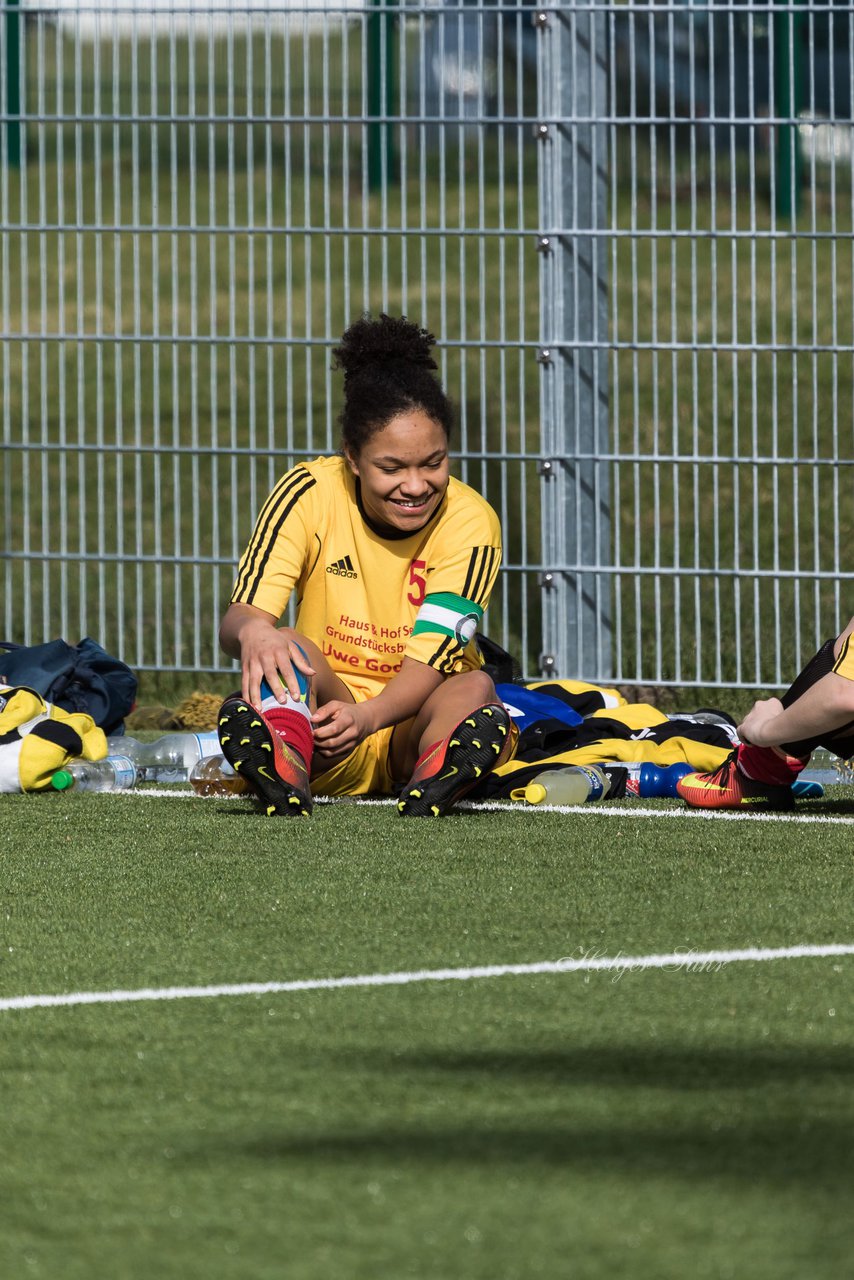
[2,790,854,1278]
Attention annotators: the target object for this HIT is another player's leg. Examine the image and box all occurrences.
[396,671,517,817]
[679,620,854,811]
[778,617,854,760]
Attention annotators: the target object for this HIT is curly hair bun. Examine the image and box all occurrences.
[332,313,438,378]
[332,311,453,453]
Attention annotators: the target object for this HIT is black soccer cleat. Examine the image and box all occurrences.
[217,694,313,817]
[397,703,515,817]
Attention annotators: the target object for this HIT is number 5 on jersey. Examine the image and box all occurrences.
[407,559,427,607]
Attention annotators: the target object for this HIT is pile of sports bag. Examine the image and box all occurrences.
[468,634,736,799]
[0,638,137,793]
[471,677,737,800]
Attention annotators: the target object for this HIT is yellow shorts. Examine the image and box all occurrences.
[833,633,854,682]
[310,678,519,799]
[311,679,397,797]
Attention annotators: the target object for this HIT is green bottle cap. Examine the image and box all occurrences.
[51,770,74,791]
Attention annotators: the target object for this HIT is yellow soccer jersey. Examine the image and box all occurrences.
[230,455,502,697]
[833,631,854,683]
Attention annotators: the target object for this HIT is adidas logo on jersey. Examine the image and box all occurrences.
[326,554,358,579]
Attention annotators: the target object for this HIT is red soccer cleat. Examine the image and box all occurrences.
[397,703,515,817]
[676,751,795,811]
[218,694,313,817]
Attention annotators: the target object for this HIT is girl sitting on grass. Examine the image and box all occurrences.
[217,313,516,817]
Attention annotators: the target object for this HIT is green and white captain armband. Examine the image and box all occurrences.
[412,592,483,647]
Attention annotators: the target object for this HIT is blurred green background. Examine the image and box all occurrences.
[2,14,851,708]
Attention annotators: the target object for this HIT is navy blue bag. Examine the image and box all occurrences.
[0,637,137,735]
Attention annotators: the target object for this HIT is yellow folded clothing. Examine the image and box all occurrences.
[0,684,108,793]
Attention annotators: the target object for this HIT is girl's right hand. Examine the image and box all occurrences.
[238,620,315,709]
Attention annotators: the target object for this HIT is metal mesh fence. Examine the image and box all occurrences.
[1,0,852,693]
[605,0,854,692]
[1,0,545,679]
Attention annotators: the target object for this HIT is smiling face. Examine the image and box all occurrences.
[345,410,450,534]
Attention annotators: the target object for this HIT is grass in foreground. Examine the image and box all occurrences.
[2,789,854,1279]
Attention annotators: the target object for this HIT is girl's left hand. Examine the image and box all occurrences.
[311,700,372,759]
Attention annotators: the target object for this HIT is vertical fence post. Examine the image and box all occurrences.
[538,0,611,681]
[775,0,803,222]
[368,0,397,192]
[3,0,22,168]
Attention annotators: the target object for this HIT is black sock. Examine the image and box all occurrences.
[780,638,854,758]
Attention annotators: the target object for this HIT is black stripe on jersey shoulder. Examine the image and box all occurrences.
[233,467,317,604]
[426,633,464,674]
[234,467,316,602]
[474,545,499,603]
[462,545,499,606]
[833,634,852,674]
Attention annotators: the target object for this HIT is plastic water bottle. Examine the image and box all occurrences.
[620,762,694,798]
[524,765,610,805]
[189,754,250,797]
[106,731,220,783]
[51,755,138,792]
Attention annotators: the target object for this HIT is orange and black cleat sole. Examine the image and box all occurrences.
[218,696,313,817]
[397,704,511,818]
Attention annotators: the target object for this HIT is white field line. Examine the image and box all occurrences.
[117,789,854,825]
[2,943,853,1013]
[461,801,854,826]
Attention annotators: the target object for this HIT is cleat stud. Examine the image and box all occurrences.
[474,766,482,776]
[410,788,422,799]
[220,733,230,744]
[465,718,476,727]
[265,805,277,816]
[472,739,482,749]
[491,743,501,754]
[250,718,262,728]
[430,805,441,816]
[497,724,507,736]
[449,738,461,749]
[262,742,272,752]
[240,736,251,745]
